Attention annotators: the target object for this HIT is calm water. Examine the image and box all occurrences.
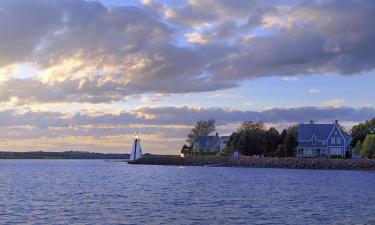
[0,160,374,225]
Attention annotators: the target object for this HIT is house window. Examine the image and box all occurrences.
[312,139,316,145]
[298,149,304,155]
[337,137,341,144]
[331,137,335,144]
[322,142,326,146]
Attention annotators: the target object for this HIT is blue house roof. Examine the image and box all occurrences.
[195,136,218,143]
[195,135,220,150]
[194,135,230,151]
[298,124,334,140]
[298,122,352,145]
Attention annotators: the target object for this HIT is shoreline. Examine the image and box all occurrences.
[129,156,375,171]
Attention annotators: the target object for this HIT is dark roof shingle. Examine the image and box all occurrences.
[298,123,334,140]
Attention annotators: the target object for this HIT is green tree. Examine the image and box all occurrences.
[226,121,269,156]
[186,119,216,147]
[353,141,362,155]
[237,128,266,156]
[351,117,375,147]
[285,125,298,156]
[265,127,281,156]
[276,125,298,157]
[362,134,375,159]
[225,131,240,154]
[275,144,287,157]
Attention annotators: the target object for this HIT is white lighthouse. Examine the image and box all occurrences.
[129,133,142,161]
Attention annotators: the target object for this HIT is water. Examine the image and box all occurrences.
[0,160,374,225]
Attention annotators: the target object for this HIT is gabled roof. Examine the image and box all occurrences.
[344,135,352,147]
[195,135,219,143]
[345,136,351,142]
[298,123,334,140]
[194,135,230,150]
[195,135,220,150]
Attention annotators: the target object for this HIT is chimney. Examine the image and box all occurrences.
[216,132,219,137]
[310,120,314,124]
[335,120,338,124]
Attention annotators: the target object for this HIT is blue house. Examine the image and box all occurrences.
[194,133,229,153]
[297,120,352,158]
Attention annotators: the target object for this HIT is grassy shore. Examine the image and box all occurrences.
[129,156,375,171]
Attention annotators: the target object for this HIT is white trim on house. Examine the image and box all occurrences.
[326,124,348,157]
[310,134,317,141]
[298,139,327,142]
[297,121,350,158]
[327,124,347,146]
[344,137,353,149]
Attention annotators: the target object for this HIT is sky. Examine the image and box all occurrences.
[0,0,374,154]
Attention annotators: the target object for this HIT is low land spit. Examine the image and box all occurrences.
[129,156,375,171]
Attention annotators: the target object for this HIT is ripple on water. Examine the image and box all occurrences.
[0,160,374,225]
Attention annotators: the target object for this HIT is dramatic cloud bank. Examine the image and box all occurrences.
[0,0,375,103]
[2,106,374,128]
[0,0,374,153]
[0,106,373,153]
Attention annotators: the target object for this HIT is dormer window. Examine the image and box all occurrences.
[331,137,335,144]
[337,137,341,144]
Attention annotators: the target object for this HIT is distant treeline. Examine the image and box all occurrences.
[0,151,130,159]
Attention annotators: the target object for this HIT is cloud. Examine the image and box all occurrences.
[282,76,299,81]
[160,0,273,27]
[0,0,234,99]
[309,88,320,94]
[0,0,374,104]
[321,98,345,108]
[185,32,210,44]
[130,105,375,126]
[206,93,240,99]
[140,93,169,103]
[0,105,372,129]
[0,105,373,153]
[0,0,374,153]
[0,77,132,104]
[244,101,255,108]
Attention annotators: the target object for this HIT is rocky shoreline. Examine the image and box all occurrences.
[129,156,375,171]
